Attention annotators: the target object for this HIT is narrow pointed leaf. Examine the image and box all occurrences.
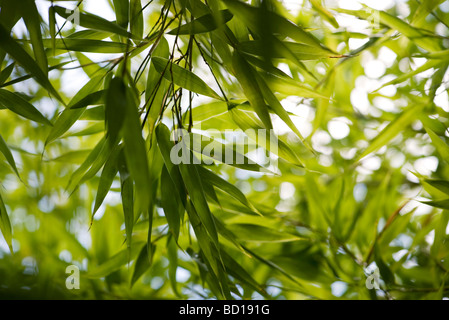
[0,89,52,126]
[151,57,221,99]
[0,133,20,178]
[0,192,13,253]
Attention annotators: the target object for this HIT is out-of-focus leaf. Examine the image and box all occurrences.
[424,126,449,162]
[151,57,222,100]
[0,89,52,126]
[230,107,304,167]
[356,104,425,161]
[167,235,181,297]
[41,38,131,53]
[168,10,233,35]
[87,242,143,278]
[310,0,339,28]
[336,7,441,52]
[0,192,13,253]
[0,133,20,178]
[226,223,304,242]
[223,0,329,49]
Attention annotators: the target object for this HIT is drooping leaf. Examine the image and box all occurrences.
[54,6,139,40]
[231,51,273,130]
[0,192,13,253]
[151,57,222,99]
[0,24,63,103]
[0,89,52,126]
[21,0,48,74]
[168,10,234,35]
[356,104,426,161]
[0,133,20,178]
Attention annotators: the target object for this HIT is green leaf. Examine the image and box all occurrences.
[310,0,339,28]
[119,152,134,249]
[232,51,272,130]
[226,223,304,242]
[424,126,449,162]
[41,38,131,53]
[105,77,127,145]
[0,133,20,178]
[0,24,63,103]
[356,104,425,161]
[131,243,153,287]
[168,10,234,35]
[87,242,143,278]
[151,57,222,100]
[197,166,258,213]
[161,165,182,241]
[421,199,449,210]
[46,75,104,144]
[54,6,139,40]
[21,0,48,74]
[49,5,56,56]
[167,235,181,297]
[0,192,13,253]
[69,90,105,109]
[230,107,304,167]
[336,7,441,52]
[113,0,129,29]
[0,89,52,126]
[92,146,120,219]
[179,162,219,247]
[121,80,152,213]
[223,0,329,48]
[422,179,449,197]
[0,63,15,86]
[130,0,143,40]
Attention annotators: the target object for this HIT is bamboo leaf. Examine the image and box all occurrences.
[226,223,304,242]
[46,75,104,144]
[0,133,20,178]
[161,165,181,241]
[92,146,121,219]
[21,0,48,74]
[130,0,143,40]
[151,57,222,100]
[232,51,272,130]
[0,89,52,126]
[54,6,139,40]
[0,192,13,253]
[356,104,425,161]
[424,126,449,162]
[0,24,62,103]
[168,10,234,35]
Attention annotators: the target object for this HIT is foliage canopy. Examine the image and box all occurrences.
[1,0,449,300]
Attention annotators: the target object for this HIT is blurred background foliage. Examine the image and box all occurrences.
[0,0,449,300]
